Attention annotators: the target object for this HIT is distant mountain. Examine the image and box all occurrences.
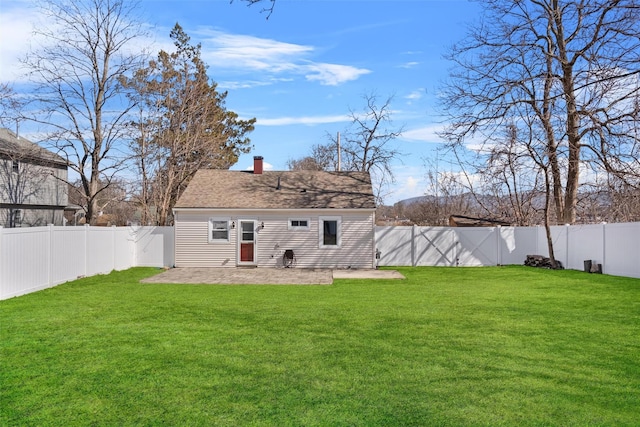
[393,189,621,224]
[394,195,435,207]
[394,193,485,209]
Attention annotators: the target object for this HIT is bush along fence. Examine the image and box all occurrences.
[0,225,174,300]
[2,222,639,300]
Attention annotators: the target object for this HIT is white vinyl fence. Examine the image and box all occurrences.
[375,223,640,278]
[2,223,639,300]
[0,225,174,300]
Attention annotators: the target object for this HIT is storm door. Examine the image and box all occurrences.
[238,220,256,265]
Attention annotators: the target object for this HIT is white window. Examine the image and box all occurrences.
[288,218,310,231]
[319,216,341,248]
[208,218,230,243]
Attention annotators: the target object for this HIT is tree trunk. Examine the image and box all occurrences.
[543,167,559,269]
[552,0,580,224]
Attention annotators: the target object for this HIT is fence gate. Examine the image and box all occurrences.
[414,227,457,266]
[456,228,498,266]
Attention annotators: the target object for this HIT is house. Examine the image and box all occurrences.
[172,156,377,269]
[0,128,69,227]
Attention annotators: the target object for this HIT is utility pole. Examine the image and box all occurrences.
[337,131,341,172]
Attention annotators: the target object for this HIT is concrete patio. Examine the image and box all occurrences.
[140,267,404,285]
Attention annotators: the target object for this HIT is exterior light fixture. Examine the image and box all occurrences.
[261,222,265,229]
[231,221,235,229]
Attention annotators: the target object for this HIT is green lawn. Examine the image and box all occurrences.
[1,266,639,426]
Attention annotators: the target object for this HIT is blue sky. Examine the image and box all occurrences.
[1,0,482,204]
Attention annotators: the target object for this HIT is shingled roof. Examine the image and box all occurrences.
[174,169,376,210]
[0,128,67,167]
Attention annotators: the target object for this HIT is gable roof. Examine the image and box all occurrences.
[174,169,376,210]
[0,128,67,167]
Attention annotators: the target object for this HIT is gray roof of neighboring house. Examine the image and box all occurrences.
[174,169,376,210]
[0,128,67,167]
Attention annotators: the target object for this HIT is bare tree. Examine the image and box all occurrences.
[440,0,640,226]
[440,0,640,268]
[287,143,339,171]
[231,0,276,17]
[578,173,640,223]
[22,0,147,225]
[444,123,544,226]
[329,93,403,205]
[285,93,402,205]
[286,156,324,171]
[0,83,25,130]
[123,24,255,225]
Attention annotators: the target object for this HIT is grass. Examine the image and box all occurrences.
[1,266,639,426]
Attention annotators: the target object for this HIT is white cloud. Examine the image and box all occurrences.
[402,124,446,143]
[399,61,419,69]
[199,31,312,70]
[405,176,418,191]
[218,79,279,90]
[304,62,371,86]
[1,6,370,88]
[0,4,39,81]
[405,90,424,101]
[384,165,427,204]
[196,29,370,86]
[257,114,350,126]
[1,3,159,83]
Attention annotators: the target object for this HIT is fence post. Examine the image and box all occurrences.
[112,225,117,271]
[565,224,570,269]
[84,224,90,277]
[411,225,416,267]
[48,224,54,287]
[132,227,138,268]
[496,226,501,266]
[0,226,3,292]
[602,222,607,274]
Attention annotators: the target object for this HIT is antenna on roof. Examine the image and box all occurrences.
[337,131,341,172]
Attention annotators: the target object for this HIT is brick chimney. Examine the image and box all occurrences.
[253,156,263,174]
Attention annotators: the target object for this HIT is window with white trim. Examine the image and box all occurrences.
[208,218,230,243]
[288,218,310,231]
[319,216,341,248]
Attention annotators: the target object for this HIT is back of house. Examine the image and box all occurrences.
[173,156,377,269]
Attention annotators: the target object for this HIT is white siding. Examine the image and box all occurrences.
[0,158,68,227]
[174,212,237,267]
[174,209,376,269]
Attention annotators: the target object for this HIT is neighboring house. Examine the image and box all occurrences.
[0,128,68,227]
[173,156,377,269]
